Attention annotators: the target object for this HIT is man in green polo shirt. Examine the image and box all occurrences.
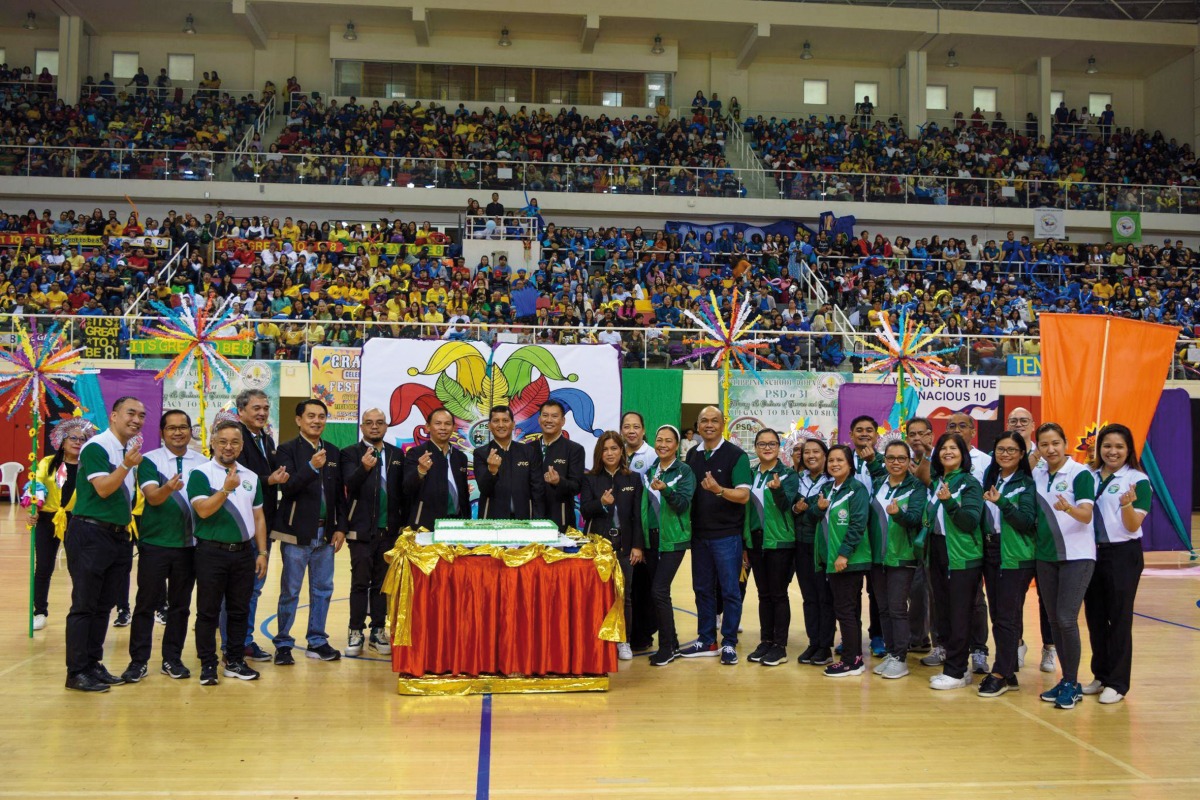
[64,396,146,693]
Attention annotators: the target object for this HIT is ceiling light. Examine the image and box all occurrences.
[1086,56,1098,74]
[498,28,512,47]
[651,35,665,55]
[343,21,357,41]
[800,41,813,60]
[946,49,959,68]
[23,11,37,31]
[183,14,196,35]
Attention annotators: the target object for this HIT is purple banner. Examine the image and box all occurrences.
[93,370,165,450]
[837,383,895,445]
[1143,388,1192,552]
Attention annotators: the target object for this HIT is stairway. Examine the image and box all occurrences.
[725,123,780,200]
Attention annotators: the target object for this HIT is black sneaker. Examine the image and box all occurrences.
[161,660,191,680]
[274,647,295,666]
[199,664,219,685]
[306,643,342,661]
[113,609,132,627]
[978,674,1008,697]
[154,609,167,626]
[760,645,788,666]
[824,656,866,677]
[796,644,819,664]
[909,638,932,654]
[223,661,260,681]
[810,647,834,666]
[244,642,272,662]
[65,672,110,693]
[747,642,771,663]
[649,649,677,667]
[719,645,738,666]
[120,662,148,684]
[89,663,125,686]
[1006,674,1021,690]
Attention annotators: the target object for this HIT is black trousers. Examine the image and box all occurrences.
[129,542,195,664]
[747,546,795,647]
[1084,539,1143,695]
[929,535,982,679]
[828,570,866,661]
[194,543,255,669]
[988,560,1035,679]
[645,548,686,654]
[928,536,989,655]
[34,512,62,617]
[628,559,658,649]
[908,563,930,647]
[870,564,915,660]
[64,520,132,675]
[864,578,882,641]
[348,533,395,631]
[794,541,835,648]
[117,537,133,612]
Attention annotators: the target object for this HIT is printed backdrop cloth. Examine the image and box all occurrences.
[383,533,621,678]
[1041,314,1178,460]
[1143,389,1193,552]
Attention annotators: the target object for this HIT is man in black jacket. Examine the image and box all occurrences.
[403,408,470,529]
[270,399,344,665]
[226,389,290,663]
[535,400,585,532]
[340,408,403,657]
[473,405,544,520]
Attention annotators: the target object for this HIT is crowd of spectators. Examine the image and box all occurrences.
[747,109,1197,212]
[1,201,1196,376]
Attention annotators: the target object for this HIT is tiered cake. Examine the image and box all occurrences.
[431,519,560,546]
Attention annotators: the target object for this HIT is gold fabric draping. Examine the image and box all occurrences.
[396,675,609,696]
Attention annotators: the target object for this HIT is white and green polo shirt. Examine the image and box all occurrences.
[137,446,205,548]
[1033,458,1096,562]
[187,460,264,544]
[627,442,656,476]
[73,429,137,526]
[1091,465,1151,545]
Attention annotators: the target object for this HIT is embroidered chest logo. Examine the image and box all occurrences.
[1106,483,1121,494]
[837,508,849,523]
[1055,480,1068,492]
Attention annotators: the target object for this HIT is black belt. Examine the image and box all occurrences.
[198,538,252,552]
[74,516,128,535]
[1098,539,1139,549]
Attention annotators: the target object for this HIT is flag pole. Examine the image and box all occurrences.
[1094,318,1110,441]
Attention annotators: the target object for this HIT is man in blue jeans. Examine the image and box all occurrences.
[678,406,752,665]
[270,399,345,665]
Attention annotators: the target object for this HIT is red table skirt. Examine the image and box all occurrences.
[392,554,618,677]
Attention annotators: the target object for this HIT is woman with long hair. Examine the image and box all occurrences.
[868,439,927,680]
[581,431,644,661]
[744,428,798,667]
[810,444,871,677]
[791,436,834,666]
[25,418,98,631]
[1032,422,1096,709]
[925,432,985,690]
[1082,423,1149,705]
[976,431,1038,698]
[638,425,696,667]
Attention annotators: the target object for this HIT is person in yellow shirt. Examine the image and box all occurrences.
[326,277,349,302]
[347,279,370,306]
[44,283,69,311]
[1092,277,1114,306]
[27,288,49,312]
[280,218,301,243]
[104,218,124,236]
[425,281,448,306]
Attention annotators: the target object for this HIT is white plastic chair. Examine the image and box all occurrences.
[0,462,24,504]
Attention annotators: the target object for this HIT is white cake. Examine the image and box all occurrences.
[432,519,560,546]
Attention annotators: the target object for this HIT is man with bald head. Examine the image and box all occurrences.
[1005,406,1040,469]
[340,409,404,657]
[678,406,752,666]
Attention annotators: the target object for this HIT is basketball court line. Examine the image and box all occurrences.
[476,694,493,800]
[0,653,44,679]
[999,698,1152,780]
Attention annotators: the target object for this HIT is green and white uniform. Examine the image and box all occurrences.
[812,477,871,574]
[868,473,926,568]
[73,429,137,526]
[981,470,1037,569]
[1091,465,1151,544]
[1032,459,1096,562]
[794,471,831,544]
[923,469,984,570]
[744,463,799,550]
[187,461,264,544]
[137,447,205,547]
[639,458,695,552]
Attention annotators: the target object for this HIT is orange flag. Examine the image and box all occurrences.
[1041,314,1179,461]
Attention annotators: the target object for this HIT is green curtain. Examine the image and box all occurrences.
[621,369,683,438]
[322,422,361,450]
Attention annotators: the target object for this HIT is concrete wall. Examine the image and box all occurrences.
[1143,49,1197,146]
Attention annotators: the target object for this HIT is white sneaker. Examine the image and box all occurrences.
[1017,641,1027,669]
[881,658,910,679]
[1081,679,1104,695]
[1040,646,1057,673]
[930,672,971,690]
[346,629,364,657]
[617,642,633,661]
[873,654,894,675]
[919,646,946,667]
[1099,687,1125,704]
[32,614,47,631]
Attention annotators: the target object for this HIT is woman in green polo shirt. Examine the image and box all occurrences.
[868,439,927,680]
[811,444,871,678]
[637,425,696,667]
[977,431,1038,698]
[744,429,799,667]
[925,432,985,691]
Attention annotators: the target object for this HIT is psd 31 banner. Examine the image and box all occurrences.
[358,340,621,469]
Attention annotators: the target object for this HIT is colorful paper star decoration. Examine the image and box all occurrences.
[852,311,958,426]
[141,293,253,393]
[0,320,86,421]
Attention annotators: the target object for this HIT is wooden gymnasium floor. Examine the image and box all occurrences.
[2,505,1199,800]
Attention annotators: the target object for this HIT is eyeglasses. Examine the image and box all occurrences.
[945,422,973,431]
[65,436,88,443]
[1007,418,1032,426]
[756,442,780,449]
[995,446,1022,455]
[163,425,191,433]
[884,455,910,463]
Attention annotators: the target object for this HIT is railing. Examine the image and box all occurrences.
[76,84,269,104]
[1,145,1196,215]
[124,244,189,316]
[4,312,1194,380]
[232,95,277,157]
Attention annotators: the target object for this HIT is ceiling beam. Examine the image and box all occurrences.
[232,0,269,50]
[736,21,769,70]
[1104,0,1135,19]
[581,13,600,54]
[48,0,98,36]
[412,6,431,46]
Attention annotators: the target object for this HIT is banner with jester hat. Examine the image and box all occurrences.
[359,340,621,482]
